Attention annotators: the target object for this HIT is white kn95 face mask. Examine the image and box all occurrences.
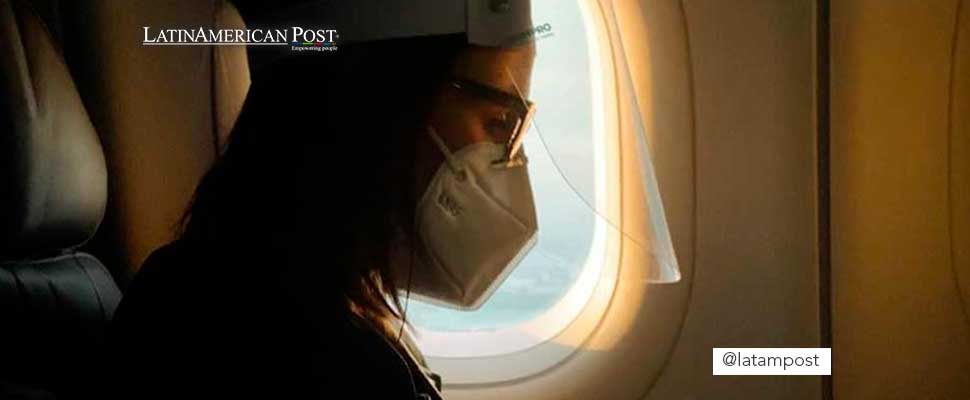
[406,126,538,310]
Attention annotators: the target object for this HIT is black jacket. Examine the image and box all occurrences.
[107,241,442,399]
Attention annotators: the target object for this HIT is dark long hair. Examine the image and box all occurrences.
[179,35,465,330]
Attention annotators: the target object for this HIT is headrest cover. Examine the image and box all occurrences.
[0,1,107,258]
[256,0,534,47]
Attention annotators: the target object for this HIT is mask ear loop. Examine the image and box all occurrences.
[394,171,421,398]
[427,126,468,180]
[397,126,452,345]
[397,127,427,342]
[398,125,459,342]
[397,125,439,344]
[397,237,415,343]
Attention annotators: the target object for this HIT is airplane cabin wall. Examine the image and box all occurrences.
[830,0,970,398]
[631,0,822,398]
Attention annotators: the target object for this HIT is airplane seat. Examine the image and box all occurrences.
[54,0,250,279]
[0,0,122,397]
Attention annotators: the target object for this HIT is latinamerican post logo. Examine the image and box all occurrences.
[142,26,339,52]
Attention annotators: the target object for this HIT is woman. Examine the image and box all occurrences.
[107,15,538,400]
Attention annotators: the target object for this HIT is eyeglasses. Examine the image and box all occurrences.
[449,77,536,164]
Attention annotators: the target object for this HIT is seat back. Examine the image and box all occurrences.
[0,0,121,397]
[57,0,250,278]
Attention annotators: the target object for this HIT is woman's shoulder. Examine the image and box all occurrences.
[136,239,196,276]
[129,239,239,291]
[111,240,213,324]
[121,241,190,298]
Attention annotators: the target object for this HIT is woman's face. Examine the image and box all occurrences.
[413,43,536,198]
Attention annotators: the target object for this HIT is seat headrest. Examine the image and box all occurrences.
[0,0,106,258]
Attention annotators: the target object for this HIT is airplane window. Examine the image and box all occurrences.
[407,0,601,340]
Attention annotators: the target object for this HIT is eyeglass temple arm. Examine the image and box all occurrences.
[505,67,534,162]
[506,103,535,162]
